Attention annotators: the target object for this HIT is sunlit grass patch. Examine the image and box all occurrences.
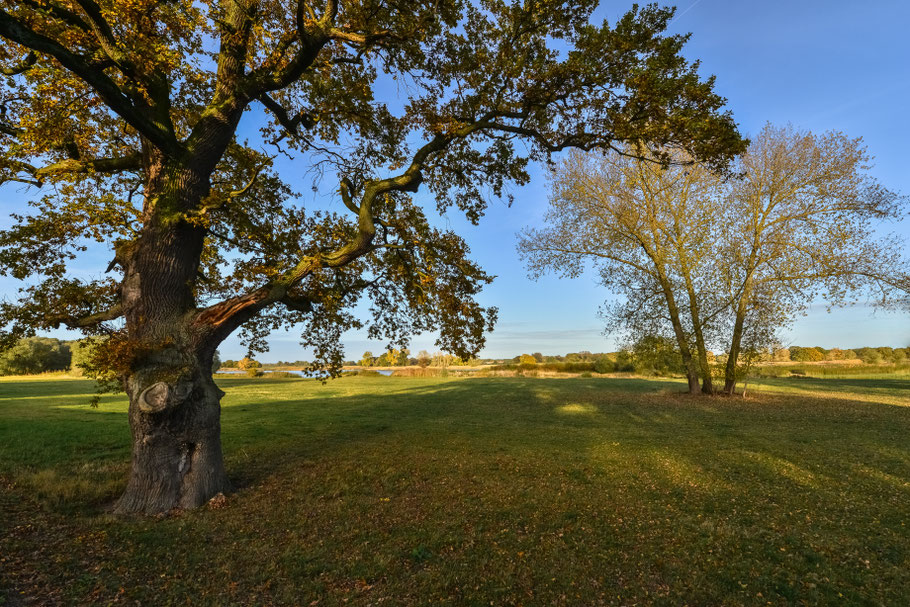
[555,403,598,415]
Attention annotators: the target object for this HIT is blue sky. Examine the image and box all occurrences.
[2,0,908,361]
[305,0,910,360]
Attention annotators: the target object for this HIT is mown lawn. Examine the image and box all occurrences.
[1,375,909,605]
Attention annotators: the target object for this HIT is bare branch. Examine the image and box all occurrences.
[227,156,274,199]
[257,93,315,138]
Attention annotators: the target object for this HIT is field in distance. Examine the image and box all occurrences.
[1,374,909,605]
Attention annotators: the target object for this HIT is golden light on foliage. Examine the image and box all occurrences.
[519,125,906,395]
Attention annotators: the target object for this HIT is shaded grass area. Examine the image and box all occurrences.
[1,375,909,605]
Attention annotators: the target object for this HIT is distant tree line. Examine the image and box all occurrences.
[5,335,902,377]
[0,337,71,375]
[0,337,222,376]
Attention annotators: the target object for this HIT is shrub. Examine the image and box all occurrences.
[354,369,382,377]
[789,346,824,362]
[594,356,615,374]
[266,371,298,378]
[238,357,262,371]
[854,348,883,364]
[246,368,264,378]
[630,335,684,376]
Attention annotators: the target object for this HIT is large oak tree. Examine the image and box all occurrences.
[0,0,744,514]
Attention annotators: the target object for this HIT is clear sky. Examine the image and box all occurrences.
[1,1,908,361]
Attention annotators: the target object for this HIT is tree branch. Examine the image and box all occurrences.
[0,50,36,75]
[34,153,142,180]
[69,303,123,328]
[71,0,149,86]
[280,293,313,312]
[0,10,180,155]
[257,93,315,138]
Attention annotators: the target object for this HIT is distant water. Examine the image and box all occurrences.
[217,369,395,377]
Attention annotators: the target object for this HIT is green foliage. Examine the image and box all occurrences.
[0,336,70,375]
[593,355,615,374]
[630,336,684,376]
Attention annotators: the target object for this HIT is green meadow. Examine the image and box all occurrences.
[2,375,909,605]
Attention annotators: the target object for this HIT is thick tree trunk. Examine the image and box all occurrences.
[113,159,232,514]
[659,279,700,395]
[724,316,744,395]
[682,276,714,394]
[115,366,229,514]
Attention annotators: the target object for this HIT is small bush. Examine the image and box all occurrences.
[355,369,383,377]
[266,371,298,378]
[594,356,615,374]
[579,371,593,378]
[246,368,264,378]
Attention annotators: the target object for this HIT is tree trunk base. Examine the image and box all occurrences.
[114,437,230,515]
[115,373,230,515]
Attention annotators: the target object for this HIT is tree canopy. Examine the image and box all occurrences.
[0,1,744,367]
[0,0,746,513]
[520,124,906,394]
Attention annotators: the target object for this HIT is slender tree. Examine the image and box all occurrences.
[519,147,727,393]
[522,126,906,397]
[718,125,904,393]
[0,0,743,513]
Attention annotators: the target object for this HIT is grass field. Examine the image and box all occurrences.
[1,375,909,605]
